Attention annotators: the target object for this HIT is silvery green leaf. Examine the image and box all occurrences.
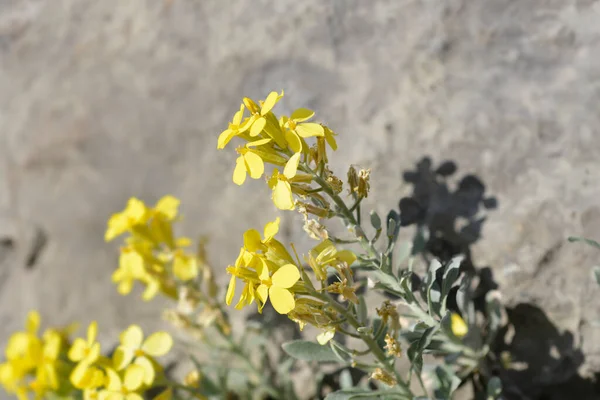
[370,210,382,230]
[282,340,340,362]
[593,266,600,286]
[568,236,600,250]
[330,340,353,362]
[440,256,463,314]
[371,269,403,294]
[432,365,461,399]
[411,226,429,256]
[357,295,368,325]
[486,376,502,399]
[339,369,354,389]
[407,326,437,375]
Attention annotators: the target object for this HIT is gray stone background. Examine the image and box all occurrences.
[1,0,600,398]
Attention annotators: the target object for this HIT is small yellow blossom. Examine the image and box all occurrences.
[384,333,402,358]
[268,153,301,210]
[105,198,148,242]
[450,313,468,338]
[113,325,173,387]
[68,321,100,364]
[98,367,145,400]
[255,263,300,314]
[233,146,265,185]
[217,104,251,149]
[243,91,284,137]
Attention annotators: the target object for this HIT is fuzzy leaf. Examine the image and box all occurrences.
[282,340,339,362]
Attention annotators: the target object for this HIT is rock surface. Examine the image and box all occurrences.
[1,0,600,398]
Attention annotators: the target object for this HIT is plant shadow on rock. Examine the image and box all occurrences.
[399,157,599,400]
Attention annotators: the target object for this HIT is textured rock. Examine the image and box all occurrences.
[1,0,600,398]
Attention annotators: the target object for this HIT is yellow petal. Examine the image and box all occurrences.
[154,196,180,220]
[233,157,247,185]
[123,364,144,391]
[124,198,147,222]
[324,126,338,151]
[273,180,294,210]
[84,342,101,364]
[226,276,236,306]
[246,138,271,147]
[26,311,41,334]
[119,251,145,276]
[99,392,121,400]
[263,218,280,242]
[126,393,144,400]
[336,250,357,266]
[271,264,300,289]
[284,130,303,153]
[283,153,301,179]
[243,151,264,179]
[232,104,245,125]
[243,229,263,252]
[250,117,266,137]
[113,346,134,371]
[87,321,98,344]
[269,287,295,314]
[451,313,468,338]
[257,259,270,281]
[291,108,315,122]
[141,332,173,357]
[141,279,160,301]
[217,129,236,149]
[68,339,88,362]
[134,356,155,386]
[256,284,269,304]
[120,325,143,350]
[317,329,335,345]
[104,368,122,391]
[173,253,198,281]
[295,123,324,138]
[261,91,280,115]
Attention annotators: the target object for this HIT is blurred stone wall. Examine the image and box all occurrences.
[1,0,600,397]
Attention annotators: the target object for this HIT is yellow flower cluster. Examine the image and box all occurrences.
[70,322,172,400]
[225,218,304,314]
[217,91,337,210]
[0,313,172,400]
[105,196,199,300]
[0,312,73,400]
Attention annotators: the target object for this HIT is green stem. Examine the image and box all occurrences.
[311,290,412,395]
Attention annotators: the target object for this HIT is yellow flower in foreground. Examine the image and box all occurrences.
[217,103,251,149]
[268,153,301,210]
[105,198,148,242]
[113,325,173,386]
[450,313,468,338]
[256,263,300,314]
[172,251,198,281]
[68,321,100,364]
[233,147,265,185]
[98,367,144,400]
[243,91,283,137]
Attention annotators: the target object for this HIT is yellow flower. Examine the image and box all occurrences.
[307,240,356,281]
[172,251,198,281]
[98,367,144,400]
[112,249,160,301]
[280,108,324,153]
[71,362,105,390]
[243,91,283,137]
[105,198,148,242]
[232,146,265,185]
[268,153,301,210]
[450,313,468,338]
[217,104,251,149]
[255,263,300,314]
[113,325,173,386]
[68,321,100,364]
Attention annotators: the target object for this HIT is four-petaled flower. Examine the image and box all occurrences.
[268,153,301,210]
[256,263,300,314]
[113,325,173,386]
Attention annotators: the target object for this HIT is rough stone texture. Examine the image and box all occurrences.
[1,0,600,398]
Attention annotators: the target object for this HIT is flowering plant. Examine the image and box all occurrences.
[1,92,506,400]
